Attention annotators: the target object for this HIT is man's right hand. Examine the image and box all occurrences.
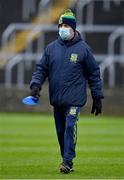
[30,86,40,99]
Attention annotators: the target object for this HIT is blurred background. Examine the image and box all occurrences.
[0,0,124,115]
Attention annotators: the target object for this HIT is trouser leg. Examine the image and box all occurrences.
[63,106,81,163]
[53,106,66,157]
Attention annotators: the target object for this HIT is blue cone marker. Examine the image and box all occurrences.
[22,96,39,106]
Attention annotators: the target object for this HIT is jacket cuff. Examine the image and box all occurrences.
[30,83,41,90]
[92,95,104,100]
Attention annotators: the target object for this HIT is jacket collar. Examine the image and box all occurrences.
[58,31,82,46]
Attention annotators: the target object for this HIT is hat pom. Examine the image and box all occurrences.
[64,9,73,14]
[63,9,76,19]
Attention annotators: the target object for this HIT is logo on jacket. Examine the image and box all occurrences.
[69,107,77,115]
[70,53,78,63]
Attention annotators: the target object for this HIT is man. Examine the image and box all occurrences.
[30,9,104,174]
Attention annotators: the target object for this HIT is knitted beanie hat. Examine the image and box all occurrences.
[58,9,76,30]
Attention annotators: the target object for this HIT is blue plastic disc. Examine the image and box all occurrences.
[22,96,39,106]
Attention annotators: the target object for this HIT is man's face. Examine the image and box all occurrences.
[58,23,74,40]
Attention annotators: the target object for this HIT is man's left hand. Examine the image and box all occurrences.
[91,99,102,116]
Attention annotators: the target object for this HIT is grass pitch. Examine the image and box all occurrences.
[0,113,124,179]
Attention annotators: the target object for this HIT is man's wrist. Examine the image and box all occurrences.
[30,83,41,90]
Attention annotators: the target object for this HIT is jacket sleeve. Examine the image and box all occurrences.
[82,46,104,99]
[30,48,49,89]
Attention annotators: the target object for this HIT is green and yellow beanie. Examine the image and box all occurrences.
[58,9,76,31]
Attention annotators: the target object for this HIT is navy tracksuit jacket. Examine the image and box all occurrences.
[30,32,104,163]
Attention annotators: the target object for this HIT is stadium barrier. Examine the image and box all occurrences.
[1,24,124,88]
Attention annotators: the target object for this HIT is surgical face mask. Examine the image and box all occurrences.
[59,27,73,40]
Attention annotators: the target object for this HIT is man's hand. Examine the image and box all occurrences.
[91,99,102,116]
[30,86,40,99]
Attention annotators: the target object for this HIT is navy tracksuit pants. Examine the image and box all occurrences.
[53,106,81,164]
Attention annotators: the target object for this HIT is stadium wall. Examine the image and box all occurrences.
[0,85,124,116]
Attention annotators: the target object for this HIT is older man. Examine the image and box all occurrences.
[30,9,104,174]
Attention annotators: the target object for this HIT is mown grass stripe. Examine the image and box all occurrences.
[0,113,124,179]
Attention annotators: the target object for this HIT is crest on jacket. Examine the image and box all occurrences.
[69,107,77,115]
[70,53,78,63]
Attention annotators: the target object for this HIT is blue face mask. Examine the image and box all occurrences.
[59,27,72,40]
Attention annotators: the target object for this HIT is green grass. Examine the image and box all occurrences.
[0,113,124,179]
